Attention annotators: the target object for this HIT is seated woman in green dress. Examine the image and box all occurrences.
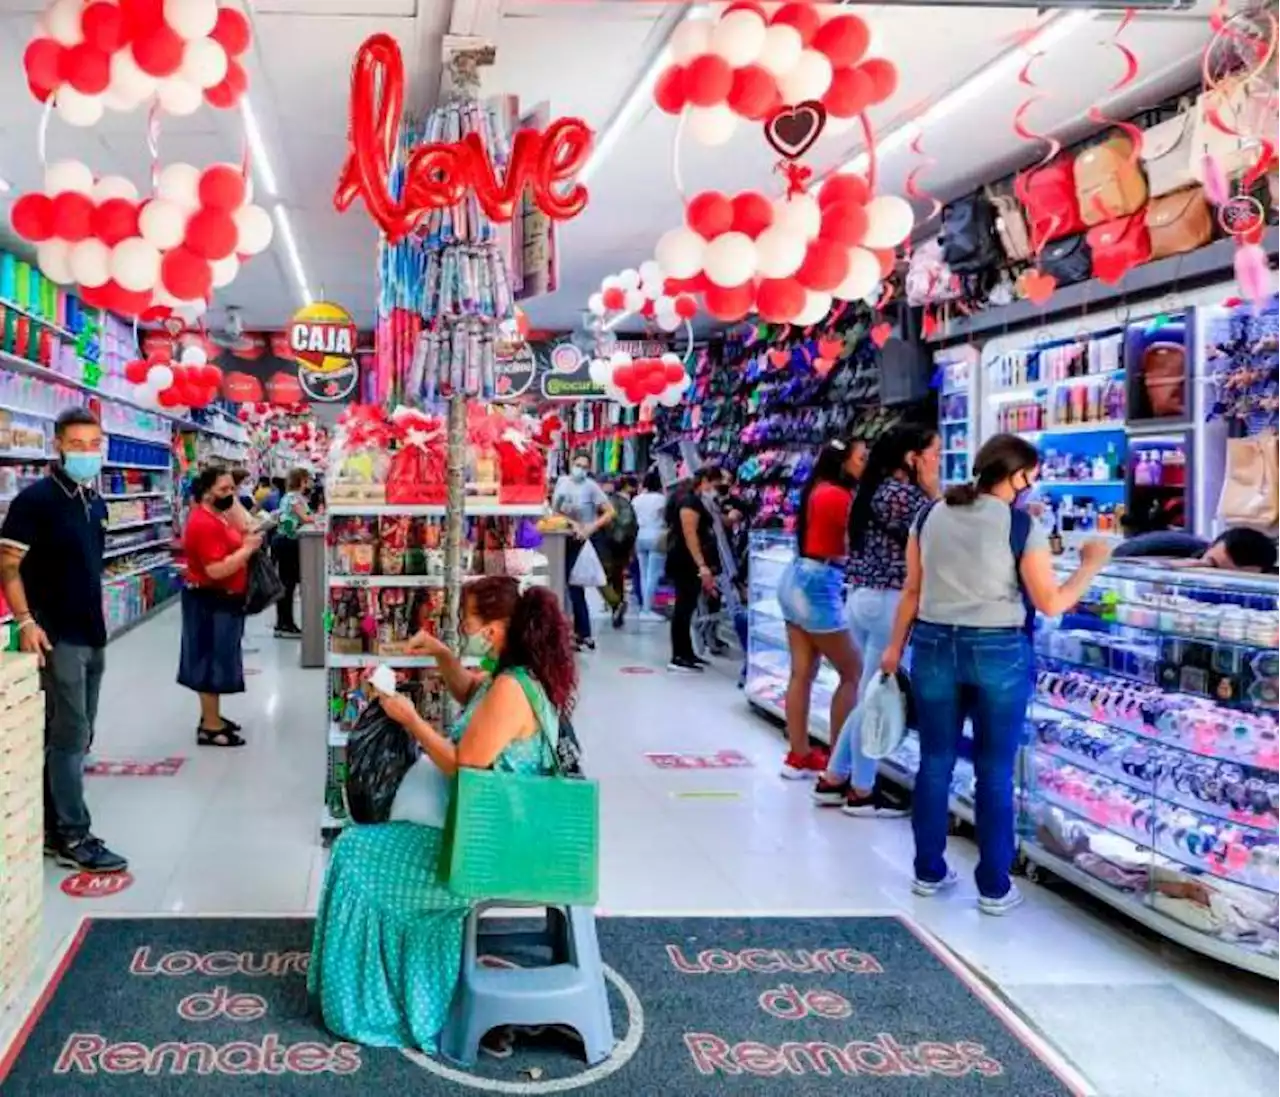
[309,577,577,1054]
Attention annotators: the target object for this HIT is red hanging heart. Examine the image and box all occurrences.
[818,336,843,359]
[812,356,835,378]
[1022,269,1057,305]
[768,348,790,367]
[764,100,827,160]
[870,322,892,348]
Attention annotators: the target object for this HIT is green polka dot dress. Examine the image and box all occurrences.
[308,668,559,1053]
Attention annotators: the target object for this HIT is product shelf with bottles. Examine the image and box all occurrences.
[1022,560,1279,978]
[936,345,977,487]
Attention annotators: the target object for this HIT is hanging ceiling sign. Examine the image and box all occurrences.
[538,341,605,401]
[493,338,537,401]
[289,301,360,402]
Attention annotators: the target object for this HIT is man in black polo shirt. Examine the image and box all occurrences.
[0,407,126,874]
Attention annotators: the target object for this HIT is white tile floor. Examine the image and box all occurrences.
[4,603,1278,1095]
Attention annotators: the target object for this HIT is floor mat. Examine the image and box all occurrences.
[0,915,1090,1095]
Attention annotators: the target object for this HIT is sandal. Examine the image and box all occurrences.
[196,725,246,748]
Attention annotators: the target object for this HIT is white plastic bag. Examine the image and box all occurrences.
[861,672,907,760]
[569,539,606,587]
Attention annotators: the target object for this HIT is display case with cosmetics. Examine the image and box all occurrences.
[935,345,977,488]
[1022,560,1279,976]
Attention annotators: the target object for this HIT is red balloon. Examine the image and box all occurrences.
[686,191,734,238]
[81,2,125,52]
[664,361,686,382]
[602,287,625,311]
[161,247,213,300]
[819,201,868,247]
[818,173,870,210]
[210,6,252,55]
[91,198,139,246]
[756,277,805,322]
[198,165,246,211]
[200,365,223,387]
[22,38,64,90]
[813,15,870,68]
[871,247,896,278]
[132,24,184,77]
[204,58,247,109]
[643,368,667,396]
[124,358,149,384]
[703,282,755,322]
[27,77,54,103]
[674,295,698,319]
[730,192,774,238]
[824,66,873,119]
[727,65,778,120]
[51,192,94,242]
[612,364,635,388]
[724,0,766,12]
[103,281,153,318]
[185,208,238,260]
[641,299,655,318]
[157,388,181,408]
[770,3,821,45]
[120,0,164,38]
[61,44,111,94]
[10,194,54,242]
[859,59,899,104]
[654,65,687,115]
[796,240,849,292]
[684,54,732,108]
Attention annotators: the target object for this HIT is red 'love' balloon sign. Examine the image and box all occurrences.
[334,34,593,241]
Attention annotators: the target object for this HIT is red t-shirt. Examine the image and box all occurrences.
[184,506,248,595]
[802,482,853,559]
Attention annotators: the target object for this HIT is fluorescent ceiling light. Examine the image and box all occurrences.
[241,97,279,198]
[272,204,313,307]
[0,178,11,194]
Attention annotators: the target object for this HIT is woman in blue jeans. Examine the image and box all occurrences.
[880,434,1111,915]
[814,425,940,815]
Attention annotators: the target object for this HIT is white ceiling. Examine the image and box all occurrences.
[0,0,1214,336]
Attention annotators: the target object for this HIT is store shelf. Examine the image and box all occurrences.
[1039,479,1126,489]
[325,652,482,669]
[0,297,73,338]
[328,502,547,517]
[1038,421,1128,436]
[103,536,171,560]
[328,575,445,588]
[107,515,173,532]
[103,461,169,471]
[104,558,173,586]
[0,449,50,461]
[102,491,166,501]
[107,593,179,642]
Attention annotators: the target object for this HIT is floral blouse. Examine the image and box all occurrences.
[848,478,930,590]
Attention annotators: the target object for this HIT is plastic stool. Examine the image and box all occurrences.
[440,903,615,1068]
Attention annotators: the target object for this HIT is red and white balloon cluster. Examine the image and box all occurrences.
[587,352,691,407]
[10,159,273,320]
[654,5,897,146]
[22,0,252,126]
[123,341,223,410]
[654,175,910,324]
[586,261,698,333]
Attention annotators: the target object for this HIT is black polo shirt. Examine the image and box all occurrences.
[0,466,108,648]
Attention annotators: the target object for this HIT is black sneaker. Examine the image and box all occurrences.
[274,626,302,638]
[667,657,705,673]
[55,835,128,874]
[842,778,911,819]
[812,775,850,807]
[690,654,711,667]
[611,603,626,628]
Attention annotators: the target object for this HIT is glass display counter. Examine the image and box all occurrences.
[1024,560,1278,977]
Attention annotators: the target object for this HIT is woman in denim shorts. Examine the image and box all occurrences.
[775,438,867,778]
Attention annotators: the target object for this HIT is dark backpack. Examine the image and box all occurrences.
[941,194,1001,274]
[608,493,638,545]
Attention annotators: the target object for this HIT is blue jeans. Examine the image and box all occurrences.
[635,537,666,614]
[909,621,1031,900]
[829,587,900,790]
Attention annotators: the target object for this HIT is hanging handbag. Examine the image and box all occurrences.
[940,193,1001,273]
[1039,233,1092,287]
[1141,341,1187,418]
[985,182,1034,263]
[243,550,285,615]
[1146,186,1214,260]
[1218,432,1279,530]
[1141,101,1198,197]
[1075,132,1149,226]
[905,237,959,305]
[1086,212,1152,285]
[1022,157,1085,249]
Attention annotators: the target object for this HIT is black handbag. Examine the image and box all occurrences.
[243,550,285,615]
[1039,233,1093,286]
[345,702,419,823]
[941,194,1000,273]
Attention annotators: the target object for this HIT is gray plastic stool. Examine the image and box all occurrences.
[440,903,614,1068]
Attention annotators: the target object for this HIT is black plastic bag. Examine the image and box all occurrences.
[345,702,419,823]
[557,715,585,777]
[243,550,285,616]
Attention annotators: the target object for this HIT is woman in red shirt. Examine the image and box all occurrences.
[774,438,867,778]
[179,467,262,747]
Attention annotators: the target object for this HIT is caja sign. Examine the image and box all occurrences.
[288,301,359,402]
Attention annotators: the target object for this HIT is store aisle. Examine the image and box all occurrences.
[13,606,1279,1096]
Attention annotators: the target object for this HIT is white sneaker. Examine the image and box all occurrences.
[638,610,662,623]
[978,884,1024,916]
[911,869,958,897]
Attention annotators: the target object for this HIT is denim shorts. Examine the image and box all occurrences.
[776,558,847,633]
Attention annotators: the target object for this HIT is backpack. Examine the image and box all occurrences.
[985,182,1034,263]
[608,492,638,545]
[1074,132,1148,226]
[941,194,1001,273]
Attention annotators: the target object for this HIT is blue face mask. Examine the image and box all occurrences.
[571,467,587,483]
[62,452,102,484]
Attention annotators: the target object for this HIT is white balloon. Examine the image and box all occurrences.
[180,344,208,366]
[110,238,162,292]
[656,312,681,333]
[176,299,207,323]
[639,260,663,287]
[661,352,682,366]
[658,387,684,408]
[618,268,641,291]
[623,288,645,313]
[210,253,239,289]
[779,50,833,104]
[685,105,736,147]
[69,239,111,288]
[601,275,622,292]
[757,24,802,78]
[55,87,104,128]
[92,175,139,202]
[233,204,274,255]
[710,9,767,66]
[862,195,915,248]
[37,241,73,285]
[164,0,218,40]
[833,247,881,301]
[772,194,822,241]
[157,78,202,117]
[754,226,807,278]
[794,290,833,327]
[669,18,713,63]
[179,38,228,89]
[139,199,189,249]
[103,83,146,112]
[45,0,83,45]
[587,292,606,317]
[608,351,633,368]
[587,359,610,386]
[653,295,676,317]
[146,365,175,391]
[704,231,757,288]
[44,159,94,197]
[157,162,201,209]
[108,49,157,103]
[655,227,706,280]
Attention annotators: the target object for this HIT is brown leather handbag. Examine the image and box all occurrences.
[1075,132,1149,226]
[984,182,1034,263]
[1142,342,1187,418]
[1147,186,1213,260]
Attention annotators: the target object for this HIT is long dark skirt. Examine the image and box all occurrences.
[178,586,246,695]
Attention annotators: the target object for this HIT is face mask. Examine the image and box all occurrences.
[1013,478,1035,508]
[571,467,587,483]
[61,453,102,484]
[212,495,235,512]
[461,629,493,659]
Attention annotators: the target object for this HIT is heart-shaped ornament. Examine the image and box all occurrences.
[870,323,892,348]
[768,348,790,368]
[921,310,940,339]
[1022,270,1058,305]
[765,100,828,160]
[812,356,835,378]
[818,336,843,360]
